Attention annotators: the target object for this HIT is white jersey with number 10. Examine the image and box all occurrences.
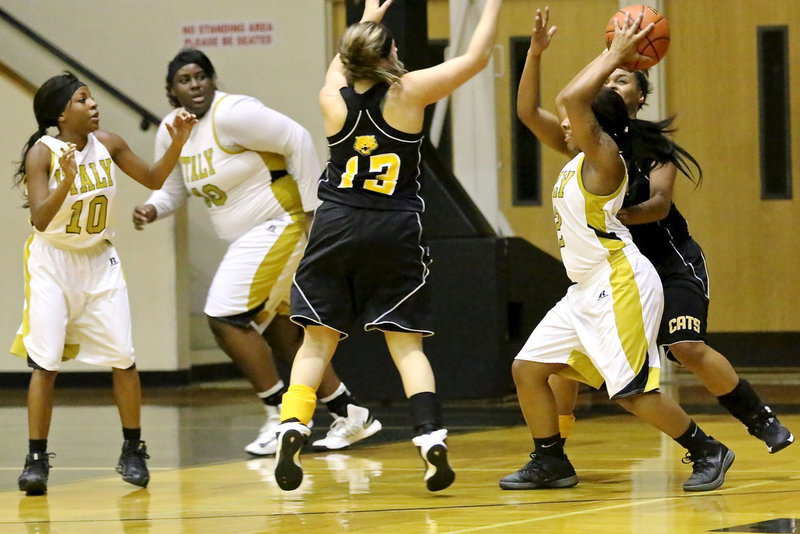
[33,134,117,250]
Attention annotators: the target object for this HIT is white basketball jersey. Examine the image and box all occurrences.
[552,152,635,283]
[157,92,306,243]
[34,134,117,250]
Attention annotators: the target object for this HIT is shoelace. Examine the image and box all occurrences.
[523,453,545,472]
[329,416,365,438]
[749,409,776,433]
[126,443,150,460]
[681,450,711,470]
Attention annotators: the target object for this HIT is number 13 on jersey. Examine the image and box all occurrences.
[339,153,401,196]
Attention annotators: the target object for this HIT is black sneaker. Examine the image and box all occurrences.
[274,421,311,491]
[682,440,735,491]
[747,406,794,454]
[499,453,579,490]
[18,452,54,496]
[117,440,151,488]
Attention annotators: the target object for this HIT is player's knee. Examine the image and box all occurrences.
[511,359,547,387]
[668,341,707,366]
[32,367,58,381]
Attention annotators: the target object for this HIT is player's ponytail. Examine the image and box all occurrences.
[14,127,47,190]
[628,117,703,185]
[339,22,406,85]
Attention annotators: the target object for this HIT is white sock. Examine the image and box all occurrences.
[318,382,349,404]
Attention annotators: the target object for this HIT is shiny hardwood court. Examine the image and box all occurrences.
[0,377,797,533]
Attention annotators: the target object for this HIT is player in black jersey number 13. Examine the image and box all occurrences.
[273,0,503,492]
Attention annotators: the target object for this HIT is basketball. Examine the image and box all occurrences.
[605,4,670,71]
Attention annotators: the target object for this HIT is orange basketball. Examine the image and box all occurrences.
[605,4,670,71]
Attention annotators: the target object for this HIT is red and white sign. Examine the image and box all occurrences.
[181,21,275,49]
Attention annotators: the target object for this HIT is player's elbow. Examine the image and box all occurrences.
[30,215,50,232]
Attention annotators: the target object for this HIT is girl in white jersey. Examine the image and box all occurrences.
[132,49,382,456]
[11,72,196,495]
[521,8,792,457]
[499,12,734,493]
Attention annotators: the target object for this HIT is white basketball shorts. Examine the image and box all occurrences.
[204,215,306,331]
[10,235,135,371]
[516,248,664,398]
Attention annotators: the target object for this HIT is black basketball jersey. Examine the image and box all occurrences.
[318,83,425,212]
[623,163,691,260]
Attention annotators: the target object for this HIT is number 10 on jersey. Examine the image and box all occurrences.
[339,153,401,196]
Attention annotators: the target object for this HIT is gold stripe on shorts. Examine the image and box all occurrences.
[561,349,605,390]
[247,223,304,311]
[608,250,649,380]
[9,236,34,358]
[10,236,81,362]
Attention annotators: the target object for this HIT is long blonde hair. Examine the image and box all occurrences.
[339,22,406,85]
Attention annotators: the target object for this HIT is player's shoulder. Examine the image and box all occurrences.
[92,130,123,152]
[216,92,269,114]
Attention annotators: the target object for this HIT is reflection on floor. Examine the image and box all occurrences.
[0,372,797,533]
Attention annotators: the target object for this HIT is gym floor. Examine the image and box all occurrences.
[0,372,797,533]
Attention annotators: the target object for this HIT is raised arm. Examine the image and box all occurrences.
[26,143,79,231]
[400,0,502,106]
[98,110,196,190]
[558,14,652,194]
[133,122,192,230]
[517,7,572,156]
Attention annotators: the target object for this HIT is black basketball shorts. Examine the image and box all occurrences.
[654,238,710,361]
[290,202,433,339]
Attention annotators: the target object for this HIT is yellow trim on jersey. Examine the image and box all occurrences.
[211,95,246,155]
[575,153,628,201]
[576,154,627,252]
[608,250,649,381]
[560,349,605,390]
[270,167,306,223]
[259,151,287,173]
[10,237,79,361]
[247,222,304,311]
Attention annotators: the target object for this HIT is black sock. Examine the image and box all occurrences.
[261,386,287,407]
[122,427,141,443]
[324,386,357,418]
[534,434,564,458]
[717,379,764,425]
[29,439,47,456]
[409,391,442,436]
[674,421,712,454]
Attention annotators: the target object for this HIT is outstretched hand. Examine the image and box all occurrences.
[608,12,654,70]
[165,110,197,146]
[530,6,557,56]
[360,0,393,23]
[58,143,78,182]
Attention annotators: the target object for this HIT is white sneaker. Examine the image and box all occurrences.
[244,406,282,456]
[311,405,382,451]
[412,428,455,492]
[244,405,314,456]
[274,421,311,491]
